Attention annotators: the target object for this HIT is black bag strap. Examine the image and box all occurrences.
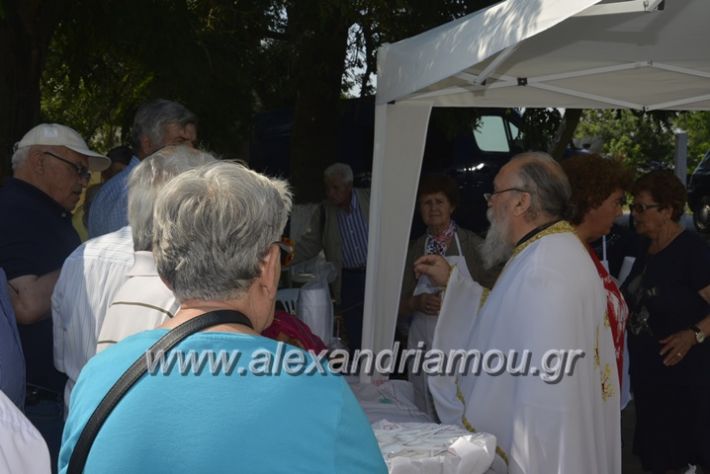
[68,309,253,474]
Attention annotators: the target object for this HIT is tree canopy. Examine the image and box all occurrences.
[2,0,709,197]
[2,0,504,200]
[575,110,710,174]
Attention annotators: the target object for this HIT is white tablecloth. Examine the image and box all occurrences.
[348,379,506,474]
[372,420,500,474]
[348,379,432,424]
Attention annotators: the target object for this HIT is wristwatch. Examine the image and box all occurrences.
[690,325,705,344]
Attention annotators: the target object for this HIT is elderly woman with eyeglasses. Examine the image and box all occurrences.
[398,175,495,418]
[561,154,632,389]
[59,162,386,473]
[622,170,710,474]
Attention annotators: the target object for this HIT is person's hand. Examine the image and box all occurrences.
[416,293,442,315]
[413,255,452,287]
[659,329,696,366]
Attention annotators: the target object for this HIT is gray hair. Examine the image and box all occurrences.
[127,145,216,251]
[324,162,353,184]
[512,152,571,222]
[10,147,30,171]
[153,161,293,302]
[130,99,197,151]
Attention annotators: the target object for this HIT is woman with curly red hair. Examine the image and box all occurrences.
[562,154,633,388]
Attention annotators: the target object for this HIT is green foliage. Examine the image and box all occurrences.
[674,111,710,171]
[343,0,498,97]
[575,109,679,174]
[30,0,545,194]
[520,108,562,152]
[40,0,271,156]
[434,108,482,141]
[575,110,710,175]
[41,55,153,152]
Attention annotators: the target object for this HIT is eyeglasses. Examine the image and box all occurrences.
[274,237,295,267]
[483,187,529,202]
[630,202,661,213]
[44,151,91,180]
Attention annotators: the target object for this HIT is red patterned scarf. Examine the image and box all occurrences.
[425,220,457,256]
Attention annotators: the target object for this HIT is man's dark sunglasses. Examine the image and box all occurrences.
[44,151,91,180]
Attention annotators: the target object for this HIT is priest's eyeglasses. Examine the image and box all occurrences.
[43,151,91,180]
[483,187,529,203]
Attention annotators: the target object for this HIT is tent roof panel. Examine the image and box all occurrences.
[378,0,710,111]
[377,0,602,104]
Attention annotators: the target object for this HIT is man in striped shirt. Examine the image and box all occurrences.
[295,163,370,352]
[86,99,198,238]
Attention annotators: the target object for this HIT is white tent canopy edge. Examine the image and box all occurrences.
[361,0,710,382]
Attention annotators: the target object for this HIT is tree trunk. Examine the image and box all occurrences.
[0,0,64,178]
[550,108,583,161]
[287,1,352,203]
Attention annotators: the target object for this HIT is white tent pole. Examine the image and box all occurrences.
[651,63,710,80]
[408,86,488,102]
[530,62,649,83]
[412,63,647,103]
[674,131,688,185]
[459,63,647,90]
[407,79,640,109]
[410,59,710,109]
[473,45,519,86]
[455,72,484,83]
[529,83,643,108]
[647,94,710,111]
[361,102,432,383]
[576,0,664,17]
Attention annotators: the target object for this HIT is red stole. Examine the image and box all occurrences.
[587,247,628,385]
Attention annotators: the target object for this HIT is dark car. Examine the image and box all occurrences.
[417,111,524,234]
[250,98,525,235]
[687,150,710,233]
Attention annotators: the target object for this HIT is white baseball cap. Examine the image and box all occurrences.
[15,123,111,172]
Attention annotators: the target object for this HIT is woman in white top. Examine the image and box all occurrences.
[399,175,494,418]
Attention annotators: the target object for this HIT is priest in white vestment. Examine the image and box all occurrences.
[415,153,621,474]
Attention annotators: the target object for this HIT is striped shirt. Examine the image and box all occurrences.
[52,226,134,413]
[336,191,369,269]
[87,156,140,238]
[96,251,179,353]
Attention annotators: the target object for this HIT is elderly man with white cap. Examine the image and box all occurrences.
[0,123,109,467]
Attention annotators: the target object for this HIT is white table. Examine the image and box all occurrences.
[347,379,506,474]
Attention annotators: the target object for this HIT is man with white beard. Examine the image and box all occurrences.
[414,152,621,474]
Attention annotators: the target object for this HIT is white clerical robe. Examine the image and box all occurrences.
[430,223,621,474]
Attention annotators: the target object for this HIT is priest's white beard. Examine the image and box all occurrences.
[481,207,514,270]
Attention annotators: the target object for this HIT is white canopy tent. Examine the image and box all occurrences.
[361,0,710,378]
